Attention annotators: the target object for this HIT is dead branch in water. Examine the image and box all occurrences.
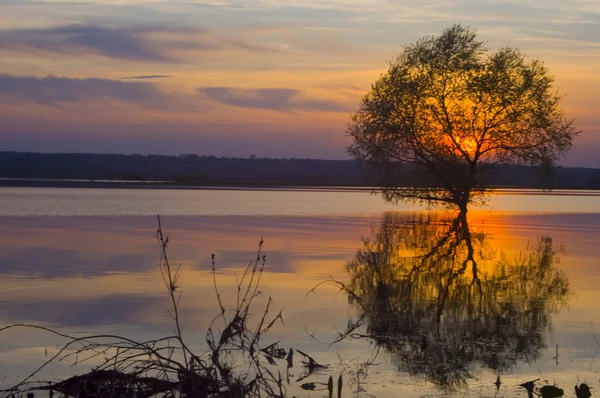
[0,215,332,398]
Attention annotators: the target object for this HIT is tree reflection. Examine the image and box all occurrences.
[343,211,570,389]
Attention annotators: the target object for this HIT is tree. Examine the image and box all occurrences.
[347,25,580,211]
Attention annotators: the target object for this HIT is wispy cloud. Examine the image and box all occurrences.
[0,74,166,105]
[199,86,350,112]
[0,23,285,63]
[121,75,171,79]
[0,24,181,62]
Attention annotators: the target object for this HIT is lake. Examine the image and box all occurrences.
[1,187,600,397]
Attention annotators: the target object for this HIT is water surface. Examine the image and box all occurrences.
[1,187,600,397]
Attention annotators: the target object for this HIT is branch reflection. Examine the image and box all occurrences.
[343,211,570,389]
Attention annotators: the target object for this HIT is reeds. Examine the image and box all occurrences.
[0,215,334,398]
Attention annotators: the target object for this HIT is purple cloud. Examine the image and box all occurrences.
[0,74,165,105]
[0,24,282,63]
[0,24,212,62]
[121,75,172,79]
[199,86,350,112]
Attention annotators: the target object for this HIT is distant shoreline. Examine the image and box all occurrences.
[2,178,600,197]
[3,151,600,190]
[0,177,373,191]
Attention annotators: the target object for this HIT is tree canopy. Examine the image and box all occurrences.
[348,25,580,211]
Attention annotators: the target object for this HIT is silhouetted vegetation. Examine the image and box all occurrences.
[0,217,337,398]
[348,25,580,210]
[2,151,600,189]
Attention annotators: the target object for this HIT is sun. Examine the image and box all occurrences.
[457,137,478,154]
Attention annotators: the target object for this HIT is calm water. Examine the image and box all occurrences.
[1,187,600,397]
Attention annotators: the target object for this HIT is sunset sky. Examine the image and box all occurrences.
[1,0,599,167]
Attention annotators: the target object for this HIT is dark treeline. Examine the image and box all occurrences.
[1,151,600,189]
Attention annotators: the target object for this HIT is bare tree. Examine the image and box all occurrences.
[348,25,580,211]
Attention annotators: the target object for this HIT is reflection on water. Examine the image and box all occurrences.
[343,211,570,389]
[2,208,600,396]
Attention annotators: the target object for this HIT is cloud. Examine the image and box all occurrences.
[0,74,166,105]
[0,23,283,63]
[0,24,182,62]
[199,86,350,112]
[122,75,172,79]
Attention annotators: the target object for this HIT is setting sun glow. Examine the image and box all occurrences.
[0,1,597,165]
[457,137,478,154]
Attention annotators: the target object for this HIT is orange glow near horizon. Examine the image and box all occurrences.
[0,1,597,164]
[457,136,478,154]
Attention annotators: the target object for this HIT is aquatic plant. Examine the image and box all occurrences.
[0,215,335,398]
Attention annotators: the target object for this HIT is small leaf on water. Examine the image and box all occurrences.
[286,347,294,369]
[264,354,276,365]
[540,385,564,398]
[520,378,539,393]
[300,382,316,391]
[575,383,591,398]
